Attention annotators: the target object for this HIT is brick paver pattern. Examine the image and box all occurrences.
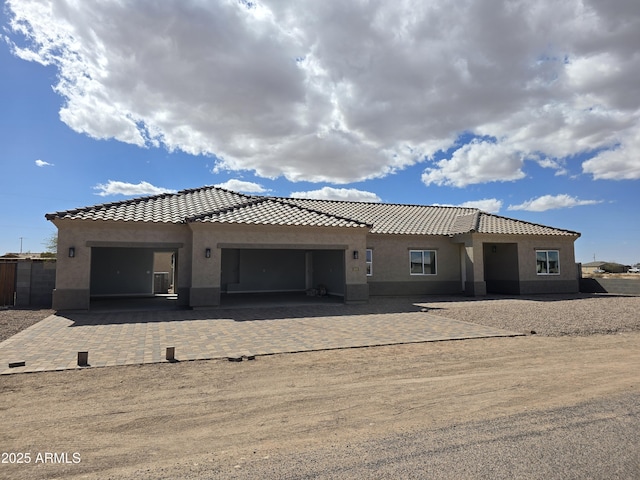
[0,298,521,374]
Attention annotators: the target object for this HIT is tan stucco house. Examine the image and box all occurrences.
[581,261,607,275]
[46,186,581,310]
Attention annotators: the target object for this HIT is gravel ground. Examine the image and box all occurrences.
[0,307,55,342]
[0,293,638,343]
[420,293,640,336]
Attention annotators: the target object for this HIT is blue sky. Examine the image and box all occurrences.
[1,1,639,265]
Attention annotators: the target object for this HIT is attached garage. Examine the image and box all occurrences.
[221,248,345,297]
[90,247,176,298]
[91,247,155,296]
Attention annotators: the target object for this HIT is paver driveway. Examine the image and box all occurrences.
[0,297,521,374]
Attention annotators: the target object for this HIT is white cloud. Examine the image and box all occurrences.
[535,158,568,176]
[582,130,640,180]
[94,180,177,197]
[459,199,503,213]
[6,0,640,184]
[507,194,602,212]
[290,187,381,203]
[35,159,53,167]
[214,179,269,194]
[422,141,526,187]
[433,198,503,213]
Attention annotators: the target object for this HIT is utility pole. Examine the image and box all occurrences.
[19,237,24,254]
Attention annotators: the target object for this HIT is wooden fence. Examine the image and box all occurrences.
[0,261,17,306]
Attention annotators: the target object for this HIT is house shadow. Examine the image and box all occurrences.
[60,294,434,326]
[58,292,612,327]
[89,294,182,312]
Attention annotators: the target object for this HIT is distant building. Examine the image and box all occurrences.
[581,261,607,275]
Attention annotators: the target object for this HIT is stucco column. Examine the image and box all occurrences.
[174,245,192,307]
[461,236,486,296]
[188,224,220,307]
[51,225,91,310]
[344,239,369,303]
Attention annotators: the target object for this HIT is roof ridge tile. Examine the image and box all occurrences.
[268,197,372,228]
[186,196,265,222]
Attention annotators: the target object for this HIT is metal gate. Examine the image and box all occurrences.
[0,262,17,306]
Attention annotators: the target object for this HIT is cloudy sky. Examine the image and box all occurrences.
[1,0,639,264]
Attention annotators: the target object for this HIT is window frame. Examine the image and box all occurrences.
[365,249,373,276]
[536,250,560,275]
[409,250,437,275]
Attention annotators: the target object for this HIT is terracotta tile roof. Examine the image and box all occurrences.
[45,186,252,224]
[190,197,369,228]
[283,199,579,237]
[282,198,479,235]
[476,212,579,236]
[45,185,580,237]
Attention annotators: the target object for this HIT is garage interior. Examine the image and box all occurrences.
[89,246,347,310]
[220,248,346,304]
[89,247,178,310]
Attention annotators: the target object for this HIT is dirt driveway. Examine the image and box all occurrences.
[1,295,639,479]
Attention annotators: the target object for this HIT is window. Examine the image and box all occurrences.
[536,250,560,275]
[410,250,437,275]
[366,249,373,276]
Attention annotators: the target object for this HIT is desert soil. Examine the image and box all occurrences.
[1,295,639,479]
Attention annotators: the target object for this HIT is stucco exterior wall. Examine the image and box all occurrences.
[469,234,579,294]
[513,235,578,293]
[518,237,578,282]
[366,234,463,295]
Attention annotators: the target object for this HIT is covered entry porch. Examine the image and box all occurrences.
[483,242,520,294]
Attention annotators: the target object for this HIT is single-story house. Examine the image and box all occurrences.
[46,185,581,310]
[581,261,607,275]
